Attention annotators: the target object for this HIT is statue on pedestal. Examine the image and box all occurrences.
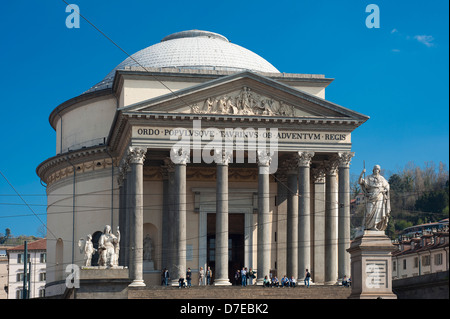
[98,225,120,268]
[143,234,154,271]
[358,165,391,231]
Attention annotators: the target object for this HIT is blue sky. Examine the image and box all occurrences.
[0,0,448,236]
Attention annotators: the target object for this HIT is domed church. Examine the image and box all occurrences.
[37,30,368,296]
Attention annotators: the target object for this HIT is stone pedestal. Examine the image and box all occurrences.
[65,268,131,299]
[347,230,397,299]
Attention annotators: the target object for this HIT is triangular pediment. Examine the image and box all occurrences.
[120,71,369,121]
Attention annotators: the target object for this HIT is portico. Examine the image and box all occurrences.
[110,70,367,286]
[37,30,369,297]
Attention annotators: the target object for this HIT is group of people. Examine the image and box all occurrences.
[262,269,311,288]
[342,275,351,287]
[161,267,317,288]
[161,266,214,288]
[233,267,256,286]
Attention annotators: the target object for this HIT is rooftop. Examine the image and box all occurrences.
[7,238,47,252]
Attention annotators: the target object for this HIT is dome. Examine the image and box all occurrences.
[85,30,279,93]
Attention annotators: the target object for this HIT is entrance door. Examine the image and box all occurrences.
[207,213,244,283]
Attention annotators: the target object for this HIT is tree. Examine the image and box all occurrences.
[0,228,11,244]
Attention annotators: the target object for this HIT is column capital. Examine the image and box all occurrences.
[283,155,299,175]
[257,150,273,167]
[337,152,355,168]
[312,166,326,183]
[324,155,340,175]
[214,149,233,166]
[170,146,190,165]
[127,146,147,165]
[297,151,315,167]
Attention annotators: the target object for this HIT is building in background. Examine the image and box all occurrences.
[0,246,8,299]
[392,225,449,279]
[6,239,47,299]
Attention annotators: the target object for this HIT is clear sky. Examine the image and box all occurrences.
[0,0,448,236]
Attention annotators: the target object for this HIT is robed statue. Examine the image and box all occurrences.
[358,165,391,231]
[97,225,120,267]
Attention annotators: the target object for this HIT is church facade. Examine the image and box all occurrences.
[37,30,368,296]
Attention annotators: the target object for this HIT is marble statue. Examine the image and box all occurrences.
[98,225,120,268]
[78,234,96,267]
[143,234,153,262]
[358,165,391,231]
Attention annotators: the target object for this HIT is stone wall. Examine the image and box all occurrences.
[392,271,449,299]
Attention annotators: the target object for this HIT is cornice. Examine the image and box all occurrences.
[48,88,115,130]
[36,145,118,185]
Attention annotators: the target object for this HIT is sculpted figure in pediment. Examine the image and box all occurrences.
[191,87,296,117]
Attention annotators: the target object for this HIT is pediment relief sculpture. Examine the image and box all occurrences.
[190,87,296,117]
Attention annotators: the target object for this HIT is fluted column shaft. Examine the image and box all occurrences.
[286,170,298,279]
[338,152,354,280]
[298,151,314,280]
[256,152,272,285]
[174,162,187,281]
[325,158,339,285]
[128,147,147,287]
[215,150,232,285]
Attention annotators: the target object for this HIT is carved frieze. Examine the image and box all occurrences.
[190,87,295,116]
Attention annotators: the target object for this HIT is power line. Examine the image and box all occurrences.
[0,170,57,240]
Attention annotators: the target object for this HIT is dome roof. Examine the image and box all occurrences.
[85,30,279,93]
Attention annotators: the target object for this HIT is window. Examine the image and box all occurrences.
[403,259,407,270]
[422,255,430,266]
[209,238,215,262]
[40,253,46,263]
[414,257,419,268]
[39,272,46,281]
[39,288,46,298]
[17,253,30,264]
[435,253,443,266]
[393,261,396,271]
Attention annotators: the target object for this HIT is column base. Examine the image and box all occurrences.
[128,280,146,287]
[255,278,265,286]
[214,279,232,286]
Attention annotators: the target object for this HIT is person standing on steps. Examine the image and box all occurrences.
[206,266,213,285]
[304,269,311,288]
[198,266,205,285]
[186,267,192,288]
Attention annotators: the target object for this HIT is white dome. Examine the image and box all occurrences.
[85,30,279,93]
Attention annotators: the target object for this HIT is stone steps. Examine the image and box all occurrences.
[128,285,352,299]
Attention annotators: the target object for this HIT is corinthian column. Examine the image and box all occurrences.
[285,157,298,280]
[171,147,189,284]
[128,146,147,287]
[297,151,314,281]
[214,150,232,285]
[337,152,354,280]
[312,166,326,284]
[325,156,339,285]
[117,159,129,267]
[256,150,272,285]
